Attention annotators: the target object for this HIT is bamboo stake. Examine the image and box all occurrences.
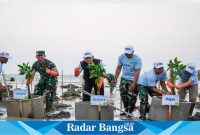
[27,84,31,99]
[168,105,172,120]
[62,70,64,104]
[15,76,17,88]
[97,89,101,120]
[19,100,23,118]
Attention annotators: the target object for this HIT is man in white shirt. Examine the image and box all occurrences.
[0,51,12,99]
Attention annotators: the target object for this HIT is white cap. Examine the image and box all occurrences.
[154,61,164,69]
[0,51,12,59]
[185,63,195,74]
[83,51,93,59]
[124,45,134,54]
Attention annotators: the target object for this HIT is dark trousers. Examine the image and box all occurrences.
[178,84,198,116]
[83,79,104,101]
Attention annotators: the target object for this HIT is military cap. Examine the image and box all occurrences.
[36,50,45,56]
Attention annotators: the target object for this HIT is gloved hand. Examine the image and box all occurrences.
[97,77,104,89]
[46,68,59,77]
[176,85,183,89]
[46,68,51,74]
[176,81,191,89]
[74,67,80,77]
[167,80,175,89]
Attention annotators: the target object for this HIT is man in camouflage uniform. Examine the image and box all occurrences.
[27,51,59,112]
[114,45,142,116]
[137,62,170,120]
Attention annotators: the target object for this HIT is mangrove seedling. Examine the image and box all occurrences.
[167,57,186,95]
[18,62,33,99]
[89,62,106,94]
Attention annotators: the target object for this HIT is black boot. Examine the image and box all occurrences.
[128,104,135,115]
[120,108,128,116]
[146,104,150,113]
[127,91,137,114]
[139,101,147,120]
[189,103,195,119]
[46,101,53,113]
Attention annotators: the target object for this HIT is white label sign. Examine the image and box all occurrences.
[13,89,28,100]
[90,95,108,106]
[162,95,179,106]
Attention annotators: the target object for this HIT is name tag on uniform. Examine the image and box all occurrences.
[13,89,28,100]
[90,95,108,106]
[162,95,179,106]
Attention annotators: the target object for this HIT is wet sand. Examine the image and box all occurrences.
[0,78,200,121]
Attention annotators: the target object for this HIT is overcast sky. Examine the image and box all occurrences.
[1,0,200,75]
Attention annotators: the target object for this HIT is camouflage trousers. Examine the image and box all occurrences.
[138,84,161,120]
[104,73,115,93]
[34,77,57,102]
[119,77,138,113]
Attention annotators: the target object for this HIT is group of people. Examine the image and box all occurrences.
[0,45,198,120]
[74,45,198,120]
